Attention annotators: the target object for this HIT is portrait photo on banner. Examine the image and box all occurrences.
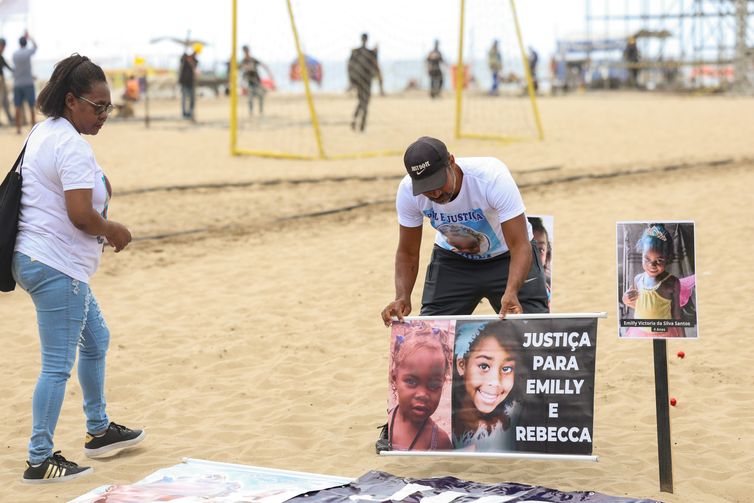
[527,215,553,306]
[616,221,698,339]
[386,317,598,456]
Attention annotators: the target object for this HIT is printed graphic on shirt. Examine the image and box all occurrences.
[97,174,110,247]
[423,208,502,260]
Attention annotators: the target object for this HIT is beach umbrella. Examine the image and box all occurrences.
[150,36,209,49]
[289,55,322,85]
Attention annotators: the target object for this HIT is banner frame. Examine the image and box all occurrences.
[399,313,607,321]
[379,451,598,462]
[384,313,605,461]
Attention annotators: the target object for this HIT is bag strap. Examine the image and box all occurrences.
[9,143,28,176]
[9,123,40,176]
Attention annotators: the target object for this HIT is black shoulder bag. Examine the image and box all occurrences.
[0,141,30,292]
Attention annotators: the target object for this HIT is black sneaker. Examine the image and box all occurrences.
[22,451,93,484]
[84,421,145,458]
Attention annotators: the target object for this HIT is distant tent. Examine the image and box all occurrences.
[289,55,322,85]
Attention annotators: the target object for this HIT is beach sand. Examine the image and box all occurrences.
[0,92,752,502]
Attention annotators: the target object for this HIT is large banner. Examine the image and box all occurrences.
[71,462,661,503]
[70,458,351,503]
[384,315,598,456]
[299,470,662,503]
[616,221,698,339]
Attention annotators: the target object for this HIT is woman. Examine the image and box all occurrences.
[12,54,144,484]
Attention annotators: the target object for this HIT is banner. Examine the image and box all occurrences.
[384,315,599,456]
[616,221,698,339]
[70,458,351,503]
[298,470,662,503]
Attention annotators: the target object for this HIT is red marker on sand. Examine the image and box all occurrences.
[670,398,677,407]
[677,351,685,359]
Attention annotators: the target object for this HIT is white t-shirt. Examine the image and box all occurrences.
[15,117,109,283]
[396,157,531,260]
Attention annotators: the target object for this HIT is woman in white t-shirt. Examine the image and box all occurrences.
[12,54,145,484]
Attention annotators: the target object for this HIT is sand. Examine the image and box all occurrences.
[0,92,752,502]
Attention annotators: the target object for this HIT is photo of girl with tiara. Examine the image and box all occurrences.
[617,221,698,338]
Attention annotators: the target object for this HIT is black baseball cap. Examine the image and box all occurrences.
[403,136,450,196]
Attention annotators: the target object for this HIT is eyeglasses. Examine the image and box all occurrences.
[76,95,115,116]
[642,256,667,267]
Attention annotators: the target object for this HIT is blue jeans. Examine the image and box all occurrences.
[181,84,195,118]
[12,252,110,463]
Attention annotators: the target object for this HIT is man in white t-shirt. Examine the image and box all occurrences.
[380,136,549,324]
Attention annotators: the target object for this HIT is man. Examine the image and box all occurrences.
[488,39,502,95]
[380,136,549,325]
[348,33,382,132]
[426,39,445,99]
[178,46,199,120]
[527,46,539,92]
[240,45,272,116]
[623,37,640,89]
[12,32,37,134]
[0,38,14,126]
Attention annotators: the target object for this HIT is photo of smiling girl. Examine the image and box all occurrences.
[451,320,524,451]
[387,320,454,451]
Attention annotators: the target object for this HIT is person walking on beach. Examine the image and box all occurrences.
[0,38,15,126]
[527,46,539,92]
[488,40,503,95]
[240,45,272,116]
[623,37,640,89]
[348,33,382,132]
[13,54,144,484]
[178,45,199,120]
[426,39,445,99]
[12,32,37,134]
[380,136,549,325]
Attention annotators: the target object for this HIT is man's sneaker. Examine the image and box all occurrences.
[22,451,93,484]
[84,421,145,458]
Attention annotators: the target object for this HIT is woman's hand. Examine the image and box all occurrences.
[105,221,132,252]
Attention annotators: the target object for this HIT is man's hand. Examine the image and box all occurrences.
[499,291,522,318]
[381,298,411,326]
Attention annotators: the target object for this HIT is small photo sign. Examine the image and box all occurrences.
[616,221,698,339]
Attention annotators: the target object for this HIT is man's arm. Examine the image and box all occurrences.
[499,213,532,317]
[260,60,274,80]
[381,225,423,325]
[0,55,12,72]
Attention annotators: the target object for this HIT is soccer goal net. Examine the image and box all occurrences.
[230,0,541,160]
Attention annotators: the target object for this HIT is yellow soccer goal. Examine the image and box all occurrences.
[229,0,543,160]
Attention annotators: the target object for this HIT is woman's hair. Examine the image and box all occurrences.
[452,321,525,437]
[636,223,673,260]
[390,321,452,385]
[37,54,107,118]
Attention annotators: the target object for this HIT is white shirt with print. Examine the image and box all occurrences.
[396,157,531,260]
[16,117,109,283]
